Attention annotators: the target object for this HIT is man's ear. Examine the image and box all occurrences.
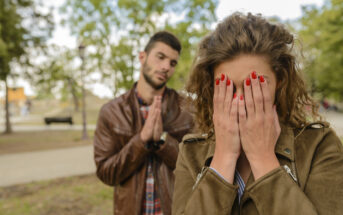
[139,51,147,65]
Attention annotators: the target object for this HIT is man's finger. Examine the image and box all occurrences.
[155,96,162,110]
[149,96,157,113]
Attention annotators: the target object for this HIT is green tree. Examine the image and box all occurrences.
[60,0,218,96]
[34,46,81,112]
[299,0,343,101]
[0,0,53,133]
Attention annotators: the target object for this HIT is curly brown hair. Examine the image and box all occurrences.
[186,12,320,133]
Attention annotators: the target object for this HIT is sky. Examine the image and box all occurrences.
[0,0,324,99]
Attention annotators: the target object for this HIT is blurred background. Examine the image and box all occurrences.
[0,0,342,214]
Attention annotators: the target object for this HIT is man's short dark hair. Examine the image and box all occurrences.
[144,31,181,54]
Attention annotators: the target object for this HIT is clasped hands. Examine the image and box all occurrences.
[211,71,281,182]
[140,96,164,149]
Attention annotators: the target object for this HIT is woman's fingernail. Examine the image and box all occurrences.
[233,93,237,99]
[216,78,220,85]
[221,73,225,81]
[252,71,257,79]
[226,79,231,86]
[240,95,244,100]
[246,77,251,86]
[259,75,265,83]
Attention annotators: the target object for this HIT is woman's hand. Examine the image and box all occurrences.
[210,74,241,183]
[238,71,281,180]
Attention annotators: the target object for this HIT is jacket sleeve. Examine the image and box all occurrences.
[245,128,343,215]
[172,143,238,215]
[94,105,149,186]
[155,133,179,170]
[155,116,194,170]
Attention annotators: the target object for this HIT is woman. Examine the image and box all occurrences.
[172,13,343,215]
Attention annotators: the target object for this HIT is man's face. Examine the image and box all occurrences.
[139,42,179,90]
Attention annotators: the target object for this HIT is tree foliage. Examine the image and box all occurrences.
[299,0,343,101]
[60,0,218,96]
[0,0,53,133]
[0,0,54,80]
[34,46,81,111]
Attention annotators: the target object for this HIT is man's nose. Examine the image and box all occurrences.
[161,60,171,71]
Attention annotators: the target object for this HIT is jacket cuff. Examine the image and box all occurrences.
[185,167,238,214]
[246,166,286,192]
[245,167,312,214]
[155,133,178,156]
[155,133,173,152]
[155,133,178,168]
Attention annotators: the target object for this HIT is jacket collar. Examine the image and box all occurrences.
[204,123,295,166]
[275,123,295,161]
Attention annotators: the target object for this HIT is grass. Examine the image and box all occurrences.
[0,174,113,215]
[0,130,94,155]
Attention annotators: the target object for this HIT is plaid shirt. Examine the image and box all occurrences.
[137,92,163,215]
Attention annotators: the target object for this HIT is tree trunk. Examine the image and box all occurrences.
[68,78,79,112]
[80,60,88,140]
[113,70,118,97]
[4,78,12,134]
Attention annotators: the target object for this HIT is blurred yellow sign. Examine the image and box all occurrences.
[8,87,26,103]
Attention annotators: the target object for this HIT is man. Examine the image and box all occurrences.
[94,31,193,215]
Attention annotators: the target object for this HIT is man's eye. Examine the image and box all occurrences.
[158,55,164,59]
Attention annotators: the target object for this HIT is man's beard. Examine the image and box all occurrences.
[142,61,167,90]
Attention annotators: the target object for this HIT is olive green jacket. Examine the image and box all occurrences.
[172,122,343,215]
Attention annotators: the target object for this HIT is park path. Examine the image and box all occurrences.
[0,124,96,132]
[0,145,95,187]
[0,111,342,187]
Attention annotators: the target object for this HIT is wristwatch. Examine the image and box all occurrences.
[160,131,168,142]
[152,132,167,150]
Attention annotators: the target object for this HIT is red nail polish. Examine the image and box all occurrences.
[221,74,225,81]
[252,71,257,79]
[233,93,237,99]
[216,79,220,85]
[246,77,251,86]
[240,95,244,100]
[259,75,265,83]
[226,79,231,86]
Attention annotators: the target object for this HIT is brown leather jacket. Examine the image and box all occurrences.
[94,85,193,215]
[172,122,343,215]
